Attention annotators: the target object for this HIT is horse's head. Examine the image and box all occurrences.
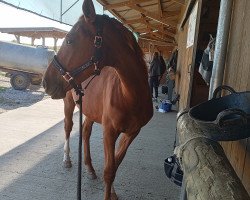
[43,0,110,99]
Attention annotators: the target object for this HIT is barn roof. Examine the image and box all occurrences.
[96,0,186,50]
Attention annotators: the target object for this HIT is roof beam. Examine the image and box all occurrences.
[97,0,136,32]
[103,0,153,10]
[139,14,175,42]
[99,0,178,42]
[139,26,175,44]
[104,1,180,20]
[136,27,175,41]
[158,0,163,18]
[125,18,176,38]
[149,33,168,43]
[151,31,174,43]
[128,4,177,28]
[125,18,145,24]
[139,37,175,47]
[171,0,186,6]
[156,26,176,38]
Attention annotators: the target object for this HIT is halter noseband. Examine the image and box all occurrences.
[51,17,104,95]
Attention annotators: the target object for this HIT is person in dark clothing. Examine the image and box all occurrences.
[159,55,167,82]
[149,52,161,101]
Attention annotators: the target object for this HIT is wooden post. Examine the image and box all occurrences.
[15,35,20,43]
[31,37,35,46]
[176,111,250,200]
[42,37,45,46]
[54,38,58,52]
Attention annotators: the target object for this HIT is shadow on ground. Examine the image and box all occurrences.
[0,108,180,200]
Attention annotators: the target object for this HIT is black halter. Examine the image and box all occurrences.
[51,17,104,95]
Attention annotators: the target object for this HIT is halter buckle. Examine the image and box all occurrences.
[62,72,74,83]
[94,36,102,48]
[94,62,101,75]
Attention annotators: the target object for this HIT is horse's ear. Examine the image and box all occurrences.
[82,0,96,23]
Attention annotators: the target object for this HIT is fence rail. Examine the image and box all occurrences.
[176,111,250,200]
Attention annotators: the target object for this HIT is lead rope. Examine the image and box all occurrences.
[77,90,84,200]
[76,72,99,200]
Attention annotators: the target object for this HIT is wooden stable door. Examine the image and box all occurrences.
[177,0,202,110]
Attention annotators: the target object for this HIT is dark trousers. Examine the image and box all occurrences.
[167,79,174,101]
[149,76,159,98]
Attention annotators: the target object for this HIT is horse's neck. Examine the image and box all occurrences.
[114,59,149,101]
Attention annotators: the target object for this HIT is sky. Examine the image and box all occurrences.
[0,1,110,46]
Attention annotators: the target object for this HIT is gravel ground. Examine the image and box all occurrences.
[0,72,49,114]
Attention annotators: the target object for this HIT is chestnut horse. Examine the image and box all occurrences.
[43,0,153,199]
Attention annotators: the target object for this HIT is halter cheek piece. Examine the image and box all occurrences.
[51,17,104,95]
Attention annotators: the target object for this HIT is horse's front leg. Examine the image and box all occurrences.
[82,117,97,179]
[63,91,75,168]
[103,126,119,200]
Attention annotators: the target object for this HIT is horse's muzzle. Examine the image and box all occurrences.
[42,78,66,99]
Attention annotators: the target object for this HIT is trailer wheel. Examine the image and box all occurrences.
[10,72,31,90]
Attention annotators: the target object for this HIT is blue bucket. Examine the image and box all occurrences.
[159,101,172,112]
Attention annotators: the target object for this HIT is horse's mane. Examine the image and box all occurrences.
[103,15,146,67]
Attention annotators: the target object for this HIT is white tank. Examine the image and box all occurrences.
[0,41,55,74]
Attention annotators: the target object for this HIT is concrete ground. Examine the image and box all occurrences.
[0,96,180,200]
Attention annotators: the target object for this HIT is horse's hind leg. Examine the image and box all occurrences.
[83,117,97,179]
[115,130,140,168]
[63,91,75,168]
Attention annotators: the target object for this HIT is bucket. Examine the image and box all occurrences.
[159,101,172,113]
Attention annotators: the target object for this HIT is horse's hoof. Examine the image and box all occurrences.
[111,192,118,200]
[63,160,72,168]
[86,170,97,180]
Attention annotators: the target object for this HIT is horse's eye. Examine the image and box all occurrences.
[66,39,72,45]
